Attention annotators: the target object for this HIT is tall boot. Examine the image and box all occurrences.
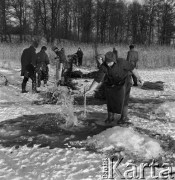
[21,82,28,93]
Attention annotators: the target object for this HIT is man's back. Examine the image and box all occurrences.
[36,51,49,65]
[77,49,83,58]
[126,50,138,68]
[21,47,32,64]
[21,46,36,76]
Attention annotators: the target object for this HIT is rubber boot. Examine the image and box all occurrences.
[21,82,28,93]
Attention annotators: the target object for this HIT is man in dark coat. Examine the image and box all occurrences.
[36,46,50,87]
[76,48,83,66]
[126,44,139,86]
[86,51,141,124]
[94,47,117,100]
[21,41,39,93]
[113,47,118,61]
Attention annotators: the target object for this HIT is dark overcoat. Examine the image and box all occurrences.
[21,46,37,76]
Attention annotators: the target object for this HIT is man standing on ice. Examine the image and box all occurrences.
[85,51,141,124]
[21,40,39,93]
[76,47,83,66]
[36,46,50,87]
[52,47,68,86]
[126,44,139,86]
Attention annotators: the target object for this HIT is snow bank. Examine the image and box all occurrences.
[87,127,163,159]
[155,102,175,121]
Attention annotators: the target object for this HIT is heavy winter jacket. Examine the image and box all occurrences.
[21,46,37,76]
[126,50,139,68]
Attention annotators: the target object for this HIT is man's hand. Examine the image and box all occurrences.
[85,89,92,95]
[137,76,143,85]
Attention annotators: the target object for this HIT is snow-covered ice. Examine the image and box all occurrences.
[87,126,163,159]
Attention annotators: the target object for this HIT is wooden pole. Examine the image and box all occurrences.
[84,87,87,118]
[55,57,59,86]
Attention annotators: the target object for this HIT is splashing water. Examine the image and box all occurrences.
[53,86,79,127]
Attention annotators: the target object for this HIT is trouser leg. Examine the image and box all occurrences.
[78,57,82,66]
[22,77,29,93]
[121,105,128,120]
[79,57,82,66]
[76,58,79,66]
[37,70,41,87]
[43,69,48,84]
[132,73,138,86]
[30,73,38,93]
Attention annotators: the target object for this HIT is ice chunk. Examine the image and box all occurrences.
[87,127,163,159]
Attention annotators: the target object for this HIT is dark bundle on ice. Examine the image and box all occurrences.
[141,81,164,91]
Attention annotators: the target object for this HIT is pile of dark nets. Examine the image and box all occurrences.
[35,86,74,105]
[141,81,164,91]
[69,70,98,79]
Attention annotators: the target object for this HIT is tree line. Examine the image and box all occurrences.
[0,0,175,45]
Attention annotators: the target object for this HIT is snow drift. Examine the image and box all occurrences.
[87,126,163,159]
[155,102,175,121]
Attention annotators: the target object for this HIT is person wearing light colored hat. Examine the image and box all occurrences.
[86,51,141,124]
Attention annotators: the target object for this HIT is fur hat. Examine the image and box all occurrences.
[105,51,115,63]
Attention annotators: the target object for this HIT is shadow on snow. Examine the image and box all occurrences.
[0,95,174,152]
[0,113,108,151]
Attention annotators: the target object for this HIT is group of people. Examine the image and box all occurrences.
[86,44,141,124]
[20,41,84,93]
[21,41,50,93]
[21,41,141,125]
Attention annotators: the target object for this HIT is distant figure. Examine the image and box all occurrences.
[126,44,139,86]
[36,46,50,87]
[113,47,118,61]
[52,47,68,86]
[21,40,39,93]
[76,47,83,66]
